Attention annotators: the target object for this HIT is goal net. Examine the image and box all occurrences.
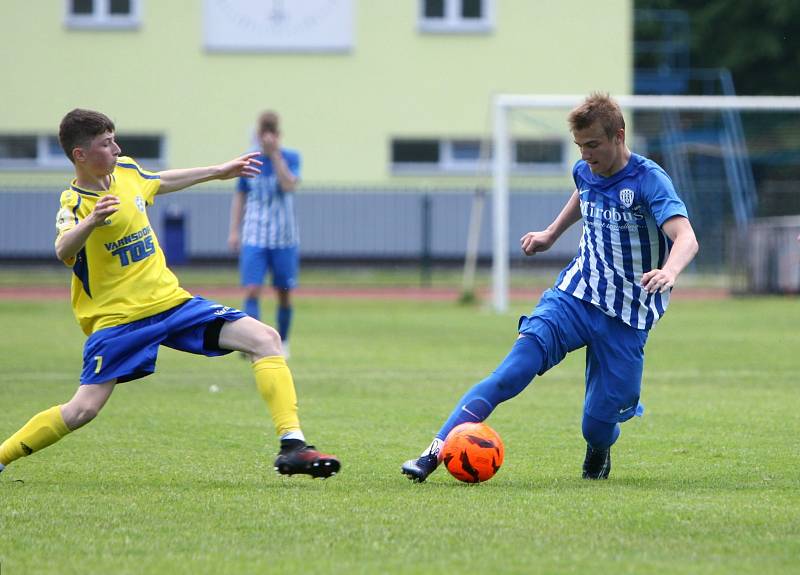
[490,94,800,311]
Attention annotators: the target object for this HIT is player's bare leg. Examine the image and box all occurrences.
[61,380,116,430]
[0,380,115,473]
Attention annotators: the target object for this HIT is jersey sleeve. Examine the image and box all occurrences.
[117,156,161,204]
[641,168,689,227]
[237,175,252,193]
[54,189,81,266]
[286,150,301,179]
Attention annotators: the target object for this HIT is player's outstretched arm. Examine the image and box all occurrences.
[520,190,582,255]
[56,194,120,263]
[157,152,262,195]
[641,215,699,293]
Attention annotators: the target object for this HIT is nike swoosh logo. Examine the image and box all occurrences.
[461,406,480,419]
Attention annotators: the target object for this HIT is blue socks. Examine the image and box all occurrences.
[432,334,626,451]
[244,297,259,321]
[581,413,620,449]
[277,306,293,342]
[436,336,545,440]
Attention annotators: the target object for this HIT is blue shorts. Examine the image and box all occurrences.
[518,288,649,424]
[80,296,247,385]
[240,245,298,290]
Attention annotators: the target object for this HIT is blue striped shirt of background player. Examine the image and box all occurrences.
[556,153,688,331]
[238,149,301,248]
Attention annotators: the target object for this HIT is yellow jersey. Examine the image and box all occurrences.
[55,157,192,335]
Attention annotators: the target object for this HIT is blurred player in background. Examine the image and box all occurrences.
[228,111,300,358]
[0,109,339,479]
[402,93,698,482]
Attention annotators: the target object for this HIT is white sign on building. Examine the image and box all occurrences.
[204,0,354,53]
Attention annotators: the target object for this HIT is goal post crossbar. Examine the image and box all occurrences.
[495,94,800,112]
[491,94,800,312]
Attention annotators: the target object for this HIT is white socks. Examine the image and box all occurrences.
[280,430,306,443]
[420,438,444,459]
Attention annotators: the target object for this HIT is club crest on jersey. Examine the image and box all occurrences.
[135,195,146,212]
[619,188,634,208]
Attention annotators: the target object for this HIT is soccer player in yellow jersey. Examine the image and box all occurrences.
[0,109,339,479]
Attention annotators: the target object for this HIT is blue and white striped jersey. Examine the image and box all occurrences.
[555,154,688,330]
[238,149,301,248]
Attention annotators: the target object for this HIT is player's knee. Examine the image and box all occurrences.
[582,414,620,449]
[249,322,282,357]
[243,285,262,299]
[63,402,101,429]
[275,289,291,306]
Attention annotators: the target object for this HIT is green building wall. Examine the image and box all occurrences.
[0,1,631,188]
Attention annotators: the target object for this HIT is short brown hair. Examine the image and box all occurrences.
[59,109,115,163]
[567,93,625,139]
[258,111,280,136]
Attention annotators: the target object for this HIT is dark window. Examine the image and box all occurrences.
[110,0,132,15]
[461,0,482,19]
[515,140,563,164]
[47,136,65,158]
[116,135,161,160]
[451,140,484,162]
[71,0,94,15]
[0,136,37,160]
[392,140,440,164]
[424,0,445,19]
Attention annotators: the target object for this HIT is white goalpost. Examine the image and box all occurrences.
[491,93,800,312]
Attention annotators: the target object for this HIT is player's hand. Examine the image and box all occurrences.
[216,153,263,180]
[520,230,555,255]
[641,268,676,293]
[227,231,240,253]
[89,194,120,227]
[261,132,280,157]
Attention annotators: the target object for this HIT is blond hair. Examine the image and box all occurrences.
[567,93,625,139]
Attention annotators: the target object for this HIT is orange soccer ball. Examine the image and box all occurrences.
[440,422,504,483]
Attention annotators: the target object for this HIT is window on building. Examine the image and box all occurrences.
[419,0,494,33]
[0,136,38,162]
[392,139,440,165]
[424,0,445,19]
[514,139,564,167]
[0,134,164,170]
[65,0,140,30]
[115,135,162,162]
[391,137,565,174]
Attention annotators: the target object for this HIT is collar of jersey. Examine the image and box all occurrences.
[70,174,116,197]
[582,153,643,188]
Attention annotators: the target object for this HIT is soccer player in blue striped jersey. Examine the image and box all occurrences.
[228,111,300,358]
[0,109,339,480]
[402,93,699,482]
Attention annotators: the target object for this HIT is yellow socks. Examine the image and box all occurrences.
[0,359,303,469]
[252,356,301,437]
[0,405,71,466]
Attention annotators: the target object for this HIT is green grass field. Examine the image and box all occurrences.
[1,290,798,574]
